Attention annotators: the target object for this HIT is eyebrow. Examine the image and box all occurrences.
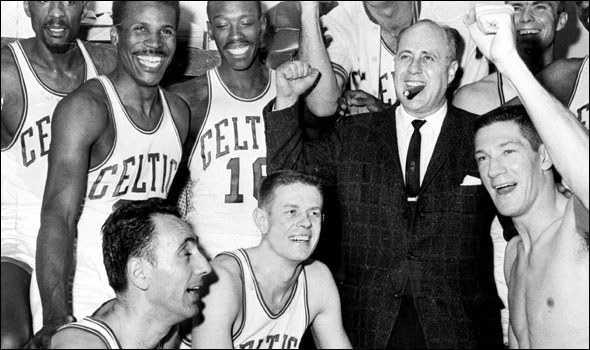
[474,140,524,154]
[177,237,198,252]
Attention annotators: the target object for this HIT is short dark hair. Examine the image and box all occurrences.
[258,170,323,211]
[474,105,543,152]
[102,198,181,293]
[396,19,464,63]
[206,1,262,21]
[112,1,180,29]
[506,1,567,14]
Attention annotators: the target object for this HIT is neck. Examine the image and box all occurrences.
[105,298,175,349]
[518,44,554,75]
[247,245,303,295]
[512,184,567,251]
[217,59,269,97]
[365,1,414,31]
[108,67,161,116]
[25,37,82,72]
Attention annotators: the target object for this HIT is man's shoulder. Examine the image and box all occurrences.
[452,74,498,112]
[167,74,209,106]
[52,324,109,349]
[83,42,117,75]
[1,43,18,79]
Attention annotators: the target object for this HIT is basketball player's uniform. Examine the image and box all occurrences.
[185,68,276,260]
[568,55,589,129]
[30,75,183,332]
[1,39,98,273]
[182,249,310,349]
[57,316,122,349]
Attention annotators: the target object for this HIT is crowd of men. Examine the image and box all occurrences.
[1,1,588,349]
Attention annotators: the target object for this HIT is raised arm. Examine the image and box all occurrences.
[191,257,241,349]
[298,1,342,117]
[31,86,109,348]
[466,6,589,210]
[306,261,351,349]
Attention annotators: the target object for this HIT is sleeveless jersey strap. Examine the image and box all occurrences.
[497,71,506,105]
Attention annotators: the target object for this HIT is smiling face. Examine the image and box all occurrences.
[256,183,323,263]
[474,121,552,218]
[24,1,87,53]
[394,21,458,118]
[508,1,567,52]
[111,1,177,87]
[146,214,211,321]
[207,1,265,71]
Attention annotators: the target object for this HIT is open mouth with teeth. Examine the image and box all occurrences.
[227,46,249,56]
[494,182,517,194]
[137,55,165,69]
[186,286,201,296]
[518,29,541,36]
[289,235,311,243]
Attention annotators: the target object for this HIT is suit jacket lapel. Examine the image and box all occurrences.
[420,106,462,194]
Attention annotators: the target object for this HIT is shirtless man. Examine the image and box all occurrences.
[1,1,115,347]
[190,170,351,349]
[454,1,568,115]
[51,199,211,349]
[468,6,589,348]
[168,1,276,260]
[30,1,189,348]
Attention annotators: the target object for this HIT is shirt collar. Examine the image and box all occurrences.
[398,102,448,131]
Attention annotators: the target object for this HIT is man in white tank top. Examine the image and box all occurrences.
[535,1,588,129]
[51,199,211,349]
[28,2,190,348]
[169,1,276,260]
[0,2,116,348]
[188,170,351,349]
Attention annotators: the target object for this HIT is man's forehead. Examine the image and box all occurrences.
[209,1,260,20]
[399,24,445,52]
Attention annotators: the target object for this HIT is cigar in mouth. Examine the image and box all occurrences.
[403,86,425,100]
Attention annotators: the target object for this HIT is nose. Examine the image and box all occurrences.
[487,156,506,179]
[518,6,534,23]
[193,252,212,277]
[298,213,313,229]
[48,1,65,19]
[408,57,422,75]
[144,30,163,50]
[228,23,245,41]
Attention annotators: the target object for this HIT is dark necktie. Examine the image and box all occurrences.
[406,119,426,198]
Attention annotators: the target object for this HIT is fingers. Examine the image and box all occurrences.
[277,61,316,80]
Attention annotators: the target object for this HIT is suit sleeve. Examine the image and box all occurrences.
[263,99,339,186]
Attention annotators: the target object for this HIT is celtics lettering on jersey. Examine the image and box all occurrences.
[88,152,178,200]
[198,115,266,203]
[238,334,300,349]
[20,114,51,167]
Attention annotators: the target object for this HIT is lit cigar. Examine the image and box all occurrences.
[403,86,425,100]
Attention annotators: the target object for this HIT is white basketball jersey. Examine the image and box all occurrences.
[378,39,397,106]
[57,317,121,349]
[1,39,98,231]
[568,56,589,129]
[77,75,182,249]
[186,68,276,259]
[225,249,309,349]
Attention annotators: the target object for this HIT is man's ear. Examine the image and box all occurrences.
[110,25,119,48]
[81,1,89,19]
[447,60,459,84]
[128,257,150,291]
[207,21,214,45]
[253,207,269,235]
[556,11,568,32]
[539,144,554,171]
[24,1,31,18]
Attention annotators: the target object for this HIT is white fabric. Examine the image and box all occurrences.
[186,68,276,260]
[322,1,494,114]
[1,39,98,270]
[396,103,447,185]
[31,75,182,332]
[57,316,121,349]
[568,55,589,129]
[228,249,309,349]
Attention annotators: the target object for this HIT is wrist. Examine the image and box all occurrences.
[275,96,298,111]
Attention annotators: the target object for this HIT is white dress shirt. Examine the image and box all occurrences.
[396,103,447,186]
